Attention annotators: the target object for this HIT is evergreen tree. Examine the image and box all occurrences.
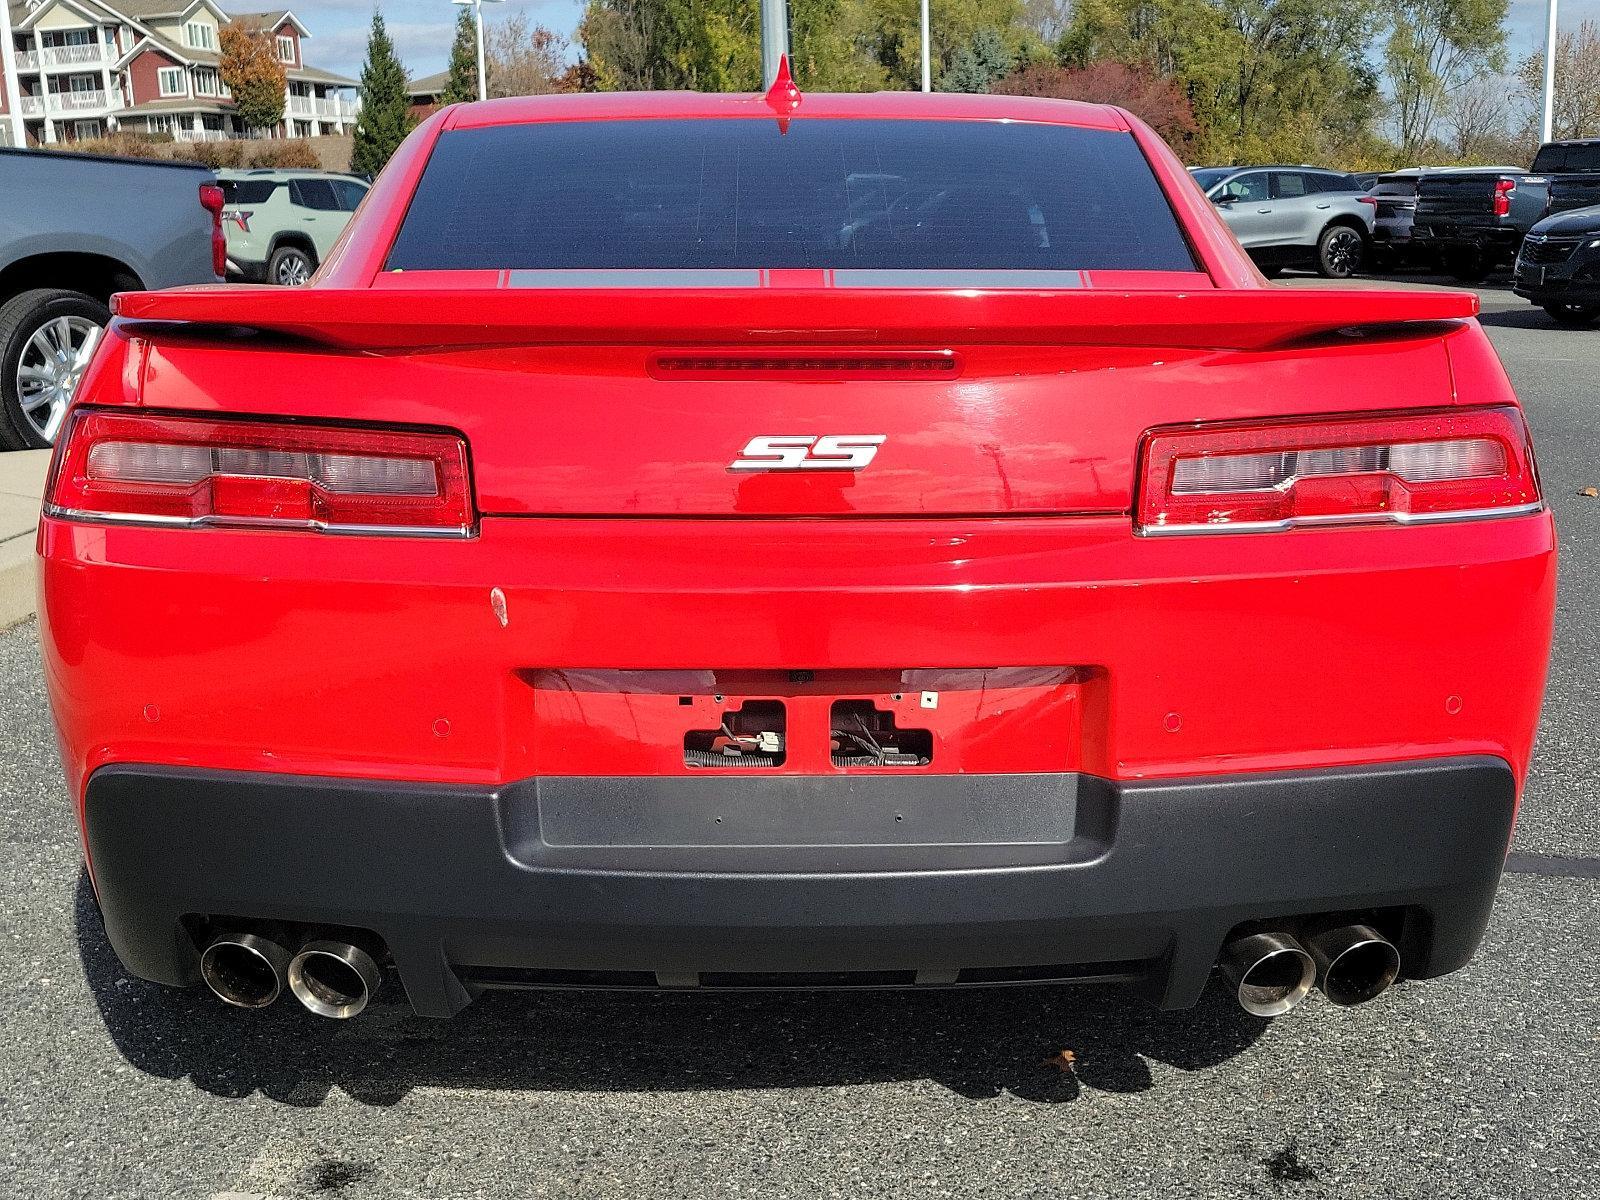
[941,28,1012,91]
[442,7,480,104]
[352,11,414,178]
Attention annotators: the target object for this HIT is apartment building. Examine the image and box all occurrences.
[0,1,357,147]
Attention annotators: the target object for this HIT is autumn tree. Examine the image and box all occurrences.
[1384,0,1508,159]
[219,24,286,133]
[442,6,479,103]
[352,11,414,178]
[994,60,1199,149]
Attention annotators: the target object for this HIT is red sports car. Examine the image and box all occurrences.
[39,88,1555,1023]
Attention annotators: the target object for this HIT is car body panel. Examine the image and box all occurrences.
[1513,202,1600,310]
[217,169,368,282]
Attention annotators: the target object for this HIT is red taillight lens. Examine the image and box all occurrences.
[199,182,227,277]
[1493,178,1516,217]
[223,209,252,233]
[46,410,474,536]
[1136,407,1541,535]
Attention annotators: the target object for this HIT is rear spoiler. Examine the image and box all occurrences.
[112,286,1479,353]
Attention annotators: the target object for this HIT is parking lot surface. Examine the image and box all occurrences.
[2,280,1597,1200]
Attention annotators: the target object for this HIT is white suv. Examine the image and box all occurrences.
[1189,166,1376,278]
[218,170,370,286]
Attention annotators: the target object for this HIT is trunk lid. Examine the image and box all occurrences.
[115,283,1475,519]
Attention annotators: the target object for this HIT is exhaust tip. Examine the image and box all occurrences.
[1219,931,1315,1017]
[287,939,381,1019]
[1307,924,1401,1006]
[199,931,290,1009]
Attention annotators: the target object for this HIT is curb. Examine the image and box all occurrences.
[0,529,35,632]
[0,449,52,633]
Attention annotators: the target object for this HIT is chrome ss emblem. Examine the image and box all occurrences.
[729,435,887,472]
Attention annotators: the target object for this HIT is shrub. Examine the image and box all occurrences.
[182,140,249,169]
[248,139,320,169]
[993,61,1200,153]
[59,132,170,160]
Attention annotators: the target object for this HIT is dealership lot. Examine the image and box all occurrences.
[1,280,1596,1200]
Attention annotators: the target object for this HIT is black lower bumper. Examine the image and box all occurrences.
[84,758,1517,1016]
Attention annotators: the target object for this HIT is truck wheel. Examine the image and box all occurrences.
[269,245,315,287]
[0,288,110,450]
[1316,225,1365,279]
[1542,302,1600,327]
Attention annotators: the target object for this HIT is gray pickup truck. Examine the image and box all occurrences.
[0,147,220,448]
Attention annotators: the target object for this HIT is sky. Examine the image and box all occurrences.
[265,0,1599,88]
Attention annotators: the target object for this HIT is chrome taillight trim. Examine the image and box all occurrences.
[1137,501,1545,536]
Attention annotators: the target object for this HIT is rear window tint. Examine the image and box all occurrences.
[221,179,277,205]
[1532,143,1600,172]
[387,119,1198,273]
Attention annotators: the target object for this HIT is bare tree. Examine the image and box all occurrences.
[1020,0,1072,45]
[1518,19,1600,141]
[486,12,571,98]
[1443,74,1509,160]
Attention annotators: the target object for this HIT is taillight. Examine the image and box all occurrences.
[199,182,227,277]
[45,410,474,537]
[1493,178,1516,217]
[1136,407,1541,535]
[223,208,252,233]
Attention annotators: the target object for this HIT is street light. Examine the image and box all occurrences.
[1540,0,1558,143]
[453,0,503,103]
[920,0,930,92]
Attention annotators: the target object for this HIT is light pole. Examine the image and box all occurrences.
[760,0,789,88]
[453,0,503,102]
[1540,0,1559,143]
[920,0,931,92]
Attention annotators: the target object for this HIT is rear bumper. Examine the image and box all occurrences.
[85,757,1518,1016]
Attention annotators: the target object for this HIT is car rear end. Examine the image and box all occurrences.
[217,172,282,282]
[40,95,1556,1022]
[1535,140,1600,216]
[1412,170,1540,274]
[1368,173,1420,260]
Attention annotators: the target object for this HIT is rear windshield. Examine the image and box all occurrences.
[387,118,1198,273]
[221,179,278,205]
[1532,142,1600,173]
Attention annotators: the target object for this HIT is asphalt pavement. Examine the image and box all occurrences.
[1,279,1596,1199]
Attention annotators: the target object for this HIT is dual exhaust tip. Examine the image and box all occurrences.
[199,929,381,1018]
[1221,924,1400,1017]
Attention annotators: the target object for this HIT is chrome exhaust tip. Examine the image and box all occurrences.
[1219,931,1316,1017]
[199,930,290,1009]
[1306,924,1400,1006]
[286,938,381,1019]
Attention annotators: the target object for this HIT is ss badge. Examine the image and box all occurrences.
[729,435,887,472]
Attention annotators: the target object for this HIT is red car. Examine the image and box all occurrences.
[39,86,1555,1024]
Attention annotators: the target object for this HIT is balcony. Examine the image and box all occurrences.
[20,96,45,116]
[53,89,109,113]
[286,95,314,117]
[174,127,230,142]
[14,50,40,70]
[40,43,109,68]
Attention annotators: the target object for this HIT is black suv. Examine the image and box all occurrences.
[1513,203,1600,326]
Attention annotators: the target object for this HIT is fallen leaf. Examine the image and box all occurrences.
[1043,1048,1077,1073]
[1581,487,1599,498]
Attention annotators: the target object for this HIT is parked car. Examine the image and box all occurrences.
[45,94,1553,1026]
[218,169,370,286]
[1366,169,1425,267]
[1412,167,1555,280]
[1189,165,1375,278]
[0,146,220,448]
[1533,138,1600,216]
[1512,202,1600,325]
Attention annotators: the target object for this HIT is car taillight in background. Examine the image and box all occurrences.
[45,411,474,537]
[199,182,227,278]
[1493,178,1516,217]
[1137,407,1541,534]
[222,209,252,233]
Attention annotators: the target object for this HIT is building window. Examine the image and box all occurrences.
[146,115,176,134]
[194,68,219,97]
[186,22,214,50]
[276,35,295,63]
[73,119,104,139]
[158,67,185,97]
